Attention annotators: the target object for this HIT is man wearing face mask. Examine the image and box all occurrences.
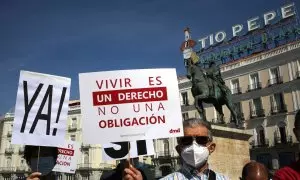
[123,118,228,180]
[23,145,58,180]
[273,110,300,180]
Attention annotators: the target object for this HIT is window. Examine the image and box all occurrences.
[269,67,280,85]
[231,79,240,94]
[250,98,263,117]
[256,126,266,146]
[257,153,272,169]
[6,157,12,167]
[71,117,77,128]
[279,152,295,168]
[270,93,285,113]
[249,73,260,90]
[182,112,189,120]
[84,152,89,164]
[163,139,169,156]
[181,92,189,105]
[278,122,287,144]
[70,135,76,141]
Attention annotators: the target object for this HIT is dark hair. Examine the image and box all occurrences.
[24,145,58,165]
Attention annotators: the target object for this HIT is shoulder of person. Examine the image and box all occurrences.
[213,171,230,180]
[159,171,185,180]
[273,165,298,180]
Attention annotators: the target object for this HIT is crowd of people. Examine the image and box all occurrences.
[23,110,300,180]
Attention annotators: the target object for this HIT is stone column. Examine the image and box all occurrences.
[208,125,252,180]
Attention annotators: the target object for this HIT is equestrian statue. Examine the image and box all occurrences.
[181,28,241,127]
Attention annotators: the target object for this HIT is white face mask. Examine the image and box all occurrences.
[181,142,209,168]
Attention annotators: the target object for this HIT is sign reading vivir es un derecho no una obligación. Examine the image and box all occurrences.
[79,69,183,144]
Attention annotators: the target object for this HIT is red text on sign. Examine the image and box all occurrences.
[93,87,168,106]
[58,148,74,156]
[149,76,162,86]
[96,78,132,90]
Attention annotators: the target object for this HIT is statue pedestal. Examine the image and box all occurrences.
[208,125,252,180]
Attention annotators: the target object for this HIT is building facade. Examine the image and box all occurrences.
[178,40,300,173]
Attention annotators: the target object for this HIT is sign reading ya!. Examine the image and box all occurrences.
[79,69,183,144]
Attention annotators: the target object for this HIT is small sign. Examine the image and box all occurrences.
[53,140,80,174]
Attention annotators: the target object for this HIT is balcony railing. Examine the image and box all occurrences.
[99,163,115,170]
[231,112,245,121]
[156,151,170,157]
[5,147,14,154]
[268,76,283,86]
[7,131,12,137]
[271,104,287,115]
[0,167,16,173]
[247,82,262,92]
[16,166,27,172]
[68,125,77,131]
[250,109,265,118]
[250,139,269,148]
[78,163,92,170]
[231,87,242,95]
[275,135,293,145]
[19,147,24,154]
[81,144,91,149]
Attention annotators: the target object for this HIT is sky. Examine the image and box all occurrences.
[0,0,298,114]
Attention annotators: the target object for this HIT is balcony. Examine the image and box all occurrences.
[250,109,265,119]
[270,104,287,115]
[68,125,77,131]
[231,87,242,95]
[78,163,92,170]
[16,166,27,172]
[247,82,262,92]
[156,151,171,157]
[19,147,24,154]
[268,76,283,86]
[0,167,16,173]
[250,139,269,148]
[275,135,293,145]
[99,163,115,170]
[81,144,91,150]
[5,147,14,154]
[7,131,12,137]
[231,112,245,121]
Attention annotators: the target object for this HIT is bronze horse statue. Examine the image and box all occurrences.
[184,58,240,127]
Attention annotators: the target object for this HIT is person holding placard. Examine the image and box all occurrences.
[123,118,228,180]
[23,145,58,180]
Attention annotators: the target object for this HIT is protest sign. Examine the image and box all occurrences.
[79,68,183,144]
[12,71,71,146]
[53,140,80,174]
[102,140,155,161]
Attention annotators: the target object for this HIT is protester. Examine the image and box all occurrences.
[123,118,228,180]
[24,145,58,180]
[101,159,148,180]
[240,161,269,180]
[273,110,300,180]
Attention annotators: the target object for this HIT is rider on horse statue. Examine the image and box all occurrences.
[205,61,227,97]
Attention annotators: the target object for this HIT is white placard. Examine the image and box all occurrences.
[79,68,183,144]
[53,140,80,174]
[12,71,71,146]
[102,140,155,161]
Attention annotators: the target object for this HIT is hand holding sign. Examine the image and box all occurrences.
[12,71,71,147]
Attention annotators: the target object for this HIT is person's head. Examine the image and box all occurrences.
[293,110,300,142]
[24,145,58,176]
[176,118,216,169]
[241,161,268,180]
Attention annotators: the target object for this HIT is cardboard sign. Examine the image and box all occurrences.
[102,140,155,161]
[12,71,71,146]
[79,68,183,144]
[53,141,80,174]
